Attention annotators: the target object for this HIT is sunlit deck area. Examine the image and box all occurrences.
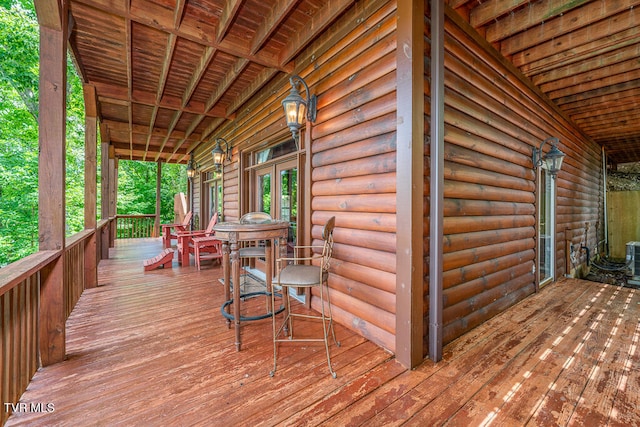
[7,238,640,426]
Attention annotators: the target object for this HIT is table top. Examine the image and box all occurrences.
[212,220,289,241]
[213,219,288,231]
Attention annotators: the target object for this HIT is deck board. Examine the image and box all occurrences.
[7,238,640,426]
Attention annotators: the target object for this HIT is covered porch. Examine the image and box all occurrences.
[7,238,639,425]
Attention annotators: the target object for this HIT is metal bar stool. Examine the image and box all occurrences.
[270,216,340,378]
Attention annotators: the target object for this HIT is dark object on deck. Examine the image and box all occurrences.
[143,248,174,271]
[586,257,632,287]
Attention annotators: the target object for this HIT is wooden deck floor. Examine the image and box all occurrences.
[7,238,640,426]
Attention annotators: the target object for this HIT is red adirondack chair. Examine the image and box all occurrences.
[161,211,192,248]
[176,213,222,267]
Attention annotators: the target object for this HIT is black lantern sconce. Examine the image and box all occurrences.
[211,137,230,170]
[532,137,566,179]
[186,153,197,179]
[281,75,316,146]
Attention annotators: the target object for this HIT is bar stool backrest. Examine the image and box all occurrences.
[321,216,335,273]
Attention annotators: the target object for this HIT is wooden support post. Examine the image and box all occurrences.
[155,161,162,237]
[100,138,110,259]
[100,139,110,221]
[429,0,445,363]
[38,22,67,366]
[109,153,117,247]
[395,0,425,368]
[84,84,98,288]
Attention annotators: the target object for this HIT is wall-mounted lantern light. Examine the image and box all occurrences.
[186,153,197,179]
[533,137,566,179]
[211,137,230,170]
[281,75,316,146]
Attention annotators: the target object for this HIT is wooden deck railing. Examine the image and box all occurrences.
[0,218,114,424]
[115,214,157,239]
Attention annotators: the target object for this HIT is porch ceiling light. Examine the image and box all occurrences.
[533,137,565,179]
[186,154,197,179]
[281,75,316,145]
[211,137,230,170]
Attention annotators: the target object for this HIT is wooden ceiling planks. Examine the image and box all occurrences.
[68,0,350,164]
[449,0,640,165]
[68,0,640,166]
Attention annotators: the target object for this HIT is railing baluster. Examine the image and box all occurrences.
[114,215,156,239]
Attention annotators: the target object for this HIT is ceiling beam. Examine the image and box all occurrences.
[250,0,298,55]
[94,82,228,117]
[102,119,202,140]
[126,13,133,160]
[34,0,63,30]
[72,0,287,71]
[277,0,354,65]
[155,111,185,161]
[182,46,218,108]
[225,67,279,116]
[217,0,245,43]
[206,57,251,113]
[145,33,177,160]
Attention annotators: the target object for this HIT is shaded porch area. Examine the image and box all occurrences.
[7,239,640,426]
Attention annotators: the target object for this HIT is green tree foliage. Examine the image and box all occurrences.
[118,160,187,224]
[0,0,187,266]
[0,1,40,263]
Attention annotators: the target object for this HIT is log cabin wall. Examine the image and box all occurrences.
[221,149,240,222]
[201,0,399,352]
[438,11,604,345]
[307,0,398,352]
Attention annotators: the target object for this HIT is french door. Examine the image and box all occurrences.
[201,171,222,223]
[253,158,298,270]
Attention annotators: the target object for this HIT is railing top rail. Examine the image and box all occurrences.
[116,214,156,219]
[66,229,95,249]
[0,250,60,296]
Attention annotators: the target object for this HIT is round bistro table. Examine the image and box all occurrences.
[212,220,289,351]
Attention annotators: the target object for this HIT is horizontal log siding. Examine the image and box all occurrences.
[440,13,603,344]
[209,0,397,351]
[222,150,239,222]
[307,2,398,352]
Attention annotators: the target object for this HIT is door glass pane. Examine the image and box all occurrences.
[539,170,554,285]
[279,167,297,248]
[206,179,222,220]
[258,172,271,214]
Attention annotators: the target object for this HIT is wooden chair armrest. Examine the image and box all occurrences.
[192,235,220,243]
[177,230,208,238]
